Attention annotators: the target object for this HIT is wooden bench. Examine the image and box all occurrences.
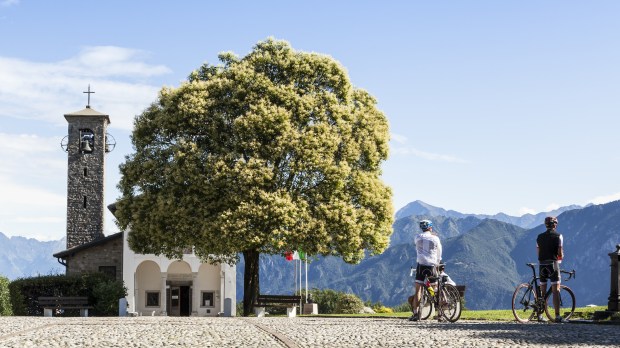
[455,285,466,299]
[38,296,93,317]
[253,294,302,317]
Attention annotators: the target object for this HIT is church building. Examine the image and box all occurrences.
[53,93,236,316]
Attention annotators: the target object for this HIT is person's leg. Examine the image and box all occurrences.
[538,282,547,298]
[537,281,548,321]
[552,282,561,317]
[411,283,422,313]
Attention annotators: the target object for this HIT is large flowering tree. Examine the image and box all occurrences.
[116,39,393,315]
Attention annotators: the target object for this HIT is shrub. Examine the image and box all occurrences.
[307,288,341,314]
[306,288,367,314]
[373,305,393,314]
[0,276,12,316]
[9,273,126,316]
[91,278,127,316]
[391,301,412,313]
[335,293,364,314]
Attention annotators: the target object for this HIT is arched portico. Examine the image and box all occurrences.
[134,260,163,315]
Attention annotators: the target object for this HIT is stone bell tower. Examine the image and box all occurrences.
[62,86,112,249]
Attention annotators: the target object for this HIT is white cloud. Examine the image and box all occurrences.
[517,207,536,215]
[587,192,620,205]
[0,133,67,239]
[392,146,469,163]
[389,133,468,163]
[0,0,19,7]
[390,133,408,144]
[544,203,561,211]
[0,46,171,131]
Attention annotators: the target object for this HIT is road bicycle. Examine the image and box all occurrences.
[511,262,576,323]
[412,264,462,322]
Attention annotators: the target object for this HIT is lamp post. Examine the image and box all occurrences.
[608,244,620,312]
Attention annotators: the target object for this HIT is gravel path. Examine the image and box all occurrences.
[0,316,618,347]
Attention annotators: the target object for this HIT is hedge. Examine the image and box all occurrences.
[0,276,12,316]
[9,273,126,316]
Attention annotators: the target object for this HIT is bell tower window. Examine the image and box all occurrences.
[79,129,94,153]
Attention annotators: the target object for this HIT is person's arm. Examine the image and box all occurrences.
[557,235,564,260]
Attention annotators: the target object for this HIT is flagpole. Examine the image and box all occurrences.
[305,258,308,303]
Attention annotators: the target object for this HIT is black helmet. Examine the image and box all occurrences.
[544,216,558,228]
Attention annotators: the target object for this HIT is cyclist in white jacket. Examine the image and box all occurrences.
[409,219,442,321]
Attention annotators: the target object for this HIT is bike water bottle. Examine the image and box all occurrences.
[426,280,435,296]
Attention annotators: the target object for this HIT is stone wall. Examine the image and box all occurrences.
[66,237,123,283]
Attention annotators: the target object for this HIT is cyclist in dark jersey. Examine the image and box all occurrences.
[536,216,566,323]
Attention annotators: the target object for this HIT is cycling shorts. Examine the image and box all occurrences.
[539,263,560,284]
[415,264,437,285]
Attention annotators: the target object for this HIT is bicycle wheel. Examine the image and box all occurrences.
[512,283,538,323]
[439,284,462,323]
[418,288,433,320]
[544,285,575,321]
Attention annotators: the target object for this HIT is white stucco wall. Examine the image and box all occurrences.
[122,230,236,316]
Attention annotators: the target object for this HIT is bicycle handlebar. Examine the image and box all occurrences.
[561,269,576,281]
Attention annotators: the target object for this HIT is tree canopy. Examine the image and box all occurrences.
[116,38,393,314]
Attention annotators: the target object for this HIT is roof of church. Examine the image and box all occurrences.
[64,106,111,122]
[53,231,123,258]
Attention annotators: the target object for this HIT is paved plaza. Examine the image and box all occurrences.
[0,316,618,347]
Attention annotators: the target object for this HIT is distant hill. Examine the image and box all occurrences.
[0,233,65,280]
[395,200,582,229]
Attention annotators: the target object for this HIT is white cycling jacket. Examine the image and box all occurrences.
[415,231,442,267]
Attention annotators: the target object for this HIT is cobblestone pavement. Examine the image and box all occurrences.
[0,316,618,347]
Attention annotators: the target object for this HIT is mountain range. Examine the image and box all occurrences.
[395,200,583,229]
[0,234,65,279]
[2,200,619,310]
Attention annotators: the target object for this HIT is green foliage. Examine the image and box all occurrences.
[116,38,393,265]
[91,278,128,316]
[308,288,341,314]
[307,288,367,314]
[370,300,393,313]
[335,293,364,314]
[391,302,412,313]
[0,276,12,316]
[8,273,126,316]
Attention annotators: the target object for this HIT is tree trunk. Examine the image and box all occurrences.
[243,249,260,316]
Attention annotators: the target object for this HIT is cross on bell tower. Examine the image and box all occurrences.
[83,84,95,108]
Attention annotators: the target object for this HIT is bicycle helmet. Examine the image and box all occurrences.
[544,216,558,228]
[419,219,433,231]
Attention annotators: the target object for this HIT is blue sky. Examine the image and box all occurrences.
[1,1,619,240]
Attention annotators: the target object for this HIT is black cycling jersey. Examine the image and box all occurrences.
[537,229,562,263]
